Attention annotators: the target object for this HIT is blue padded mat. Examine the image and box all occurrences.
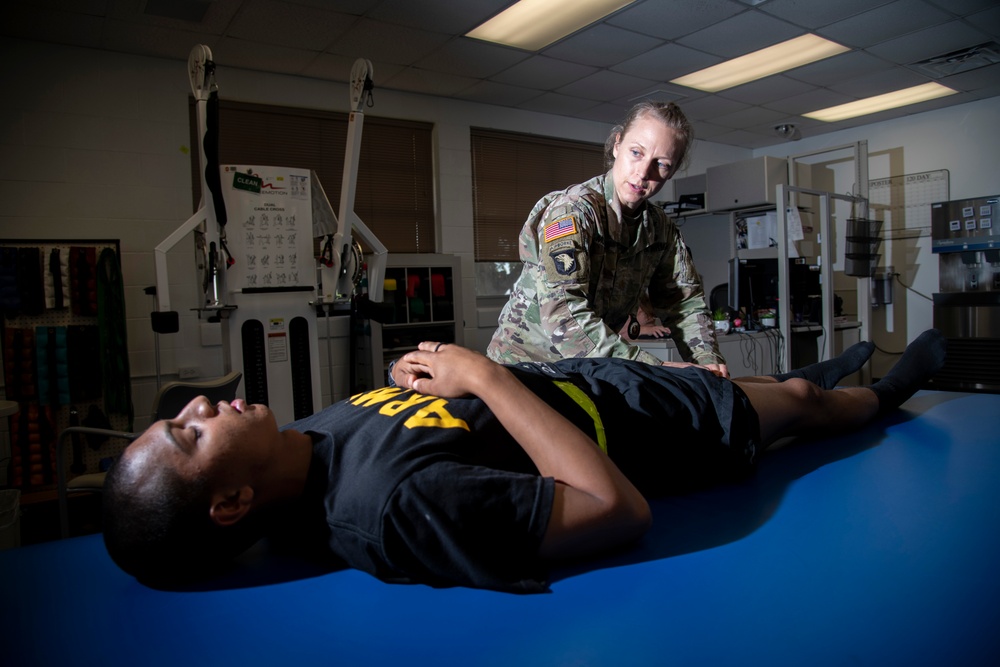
[2,391,999,666]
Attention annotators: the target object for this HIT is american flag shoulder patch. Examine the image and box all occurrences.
[543,215,577,243]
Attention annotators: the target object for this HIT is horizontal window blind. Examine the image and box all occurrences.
[190,99,434,253]
[471,128,604,262]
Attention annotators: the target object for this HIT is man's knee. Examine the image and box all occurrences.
[781,377,825,405]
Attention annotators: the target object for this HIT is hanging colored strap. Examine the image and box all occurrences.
[18,247,44,315]
[552,380,607,454]
[50,248,64,309]
[97,247,134,430]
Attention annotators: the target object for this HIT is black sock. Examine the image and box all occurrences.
[870,329,947,413]
[771,341,875,389]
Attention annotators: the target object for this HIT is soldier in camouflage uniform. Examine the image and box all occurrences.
[487,102,727,376]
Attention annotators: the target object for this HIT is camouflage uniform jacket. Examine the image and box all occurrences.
[486,171,723,367]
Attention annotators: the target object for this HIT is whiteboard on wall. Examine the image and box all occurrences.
[868,169,949,239]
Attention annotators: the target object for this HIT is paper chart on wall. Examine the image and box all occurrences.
[868,170,949,238]
[219,165,314,292]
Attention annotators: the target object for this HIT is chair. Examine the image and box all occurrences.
[709,283,730,315]
[56,371,243,538]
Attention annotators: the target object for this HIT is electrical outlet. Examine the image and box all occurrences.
[178,366,199,379]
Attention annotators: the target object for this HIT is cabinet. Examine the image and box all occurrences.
[661,173,708,216]
[707,156,788,211]
[370,254,463,388]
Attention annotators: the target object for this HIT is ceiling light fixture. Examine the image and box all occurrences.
[803,82,958,122]
[466,0,636,51]
[671,34,849,92]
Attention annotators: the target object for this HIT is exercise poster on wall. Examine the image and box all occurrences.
[868,169,949,238]
[220,165,314,292]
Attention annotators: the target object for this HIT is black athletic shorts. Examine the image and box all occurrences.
[511,358,762,494]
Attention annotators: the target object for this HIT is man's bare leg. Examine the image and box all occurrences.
[737,329,946,446]
[737,380,879,446]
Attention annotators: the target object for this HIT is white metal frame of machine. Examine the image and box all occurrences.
[151,46,387,422]
[318,57,387,309]
[780,141,872,380]
[774,184,870,374]
[154,45,230,320]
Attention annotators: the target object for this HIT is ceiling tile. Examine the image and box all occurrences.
[750,115,826,135]
[416,38,530,79]
[323,18,451,66]
[966,81,1000,101]
[764,88,857,116]
[102,21,218,62]
[3,6,105,49]
[711,105,788,130]
[228,0,357,51]
[109,0,243,34]
[615,85,699,107]
[717,75,817,105]
[758,0,897,29]
[516,92,602,116]
[381,66,480,97]
[923,0,1000,16]
[490,56,598,90]
[940,62,1000,92]
[573,102,632,126]
[543,23,665,68]
[967,4,1000,40]
[612,43,721,81]
[605,0,746,41]
[687,120,732,141]
[867,19,994,64]
[557,70,660,102]
[675,10,803,58]
[366,0,511,35]
[453,80,544,107]
[286,0,381,14]
[678,94,751,119]
[709,128,779,149]
[213,36,322,76]
[827,65,929,97]
[817,0,953,48]
[785,51,896,87]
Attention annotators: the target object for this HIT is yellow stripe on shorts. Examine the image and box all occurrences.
[552,380,607,454]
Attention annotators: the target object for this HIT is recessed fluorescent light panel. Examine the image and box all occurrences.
[467,0,636,51]
[803,83,958,122]
[671,34,849,92]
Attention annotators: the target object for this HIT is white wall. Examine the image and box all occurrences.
[2,37,998,425]
[752,96,1000,374]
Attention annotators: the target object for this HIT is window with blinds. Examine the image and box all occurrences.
[471,128,605,262]
[190,99,435,253]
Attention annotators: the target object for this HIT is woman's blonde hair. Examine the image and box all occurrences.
[604,101,694,171]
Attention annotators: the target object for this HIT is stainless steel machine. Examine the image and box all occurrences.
[930,194,1000,392]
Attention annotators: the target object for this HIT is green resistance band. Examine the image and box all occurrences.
[552,380,607,454]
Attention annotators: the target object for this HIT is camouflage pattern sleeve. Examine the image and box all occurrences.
[647,221,726,366]
[528,202,663,365]
[486,181,663,366]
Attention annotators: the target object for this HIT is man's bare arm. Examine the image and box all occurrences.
[393,343,651,560]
